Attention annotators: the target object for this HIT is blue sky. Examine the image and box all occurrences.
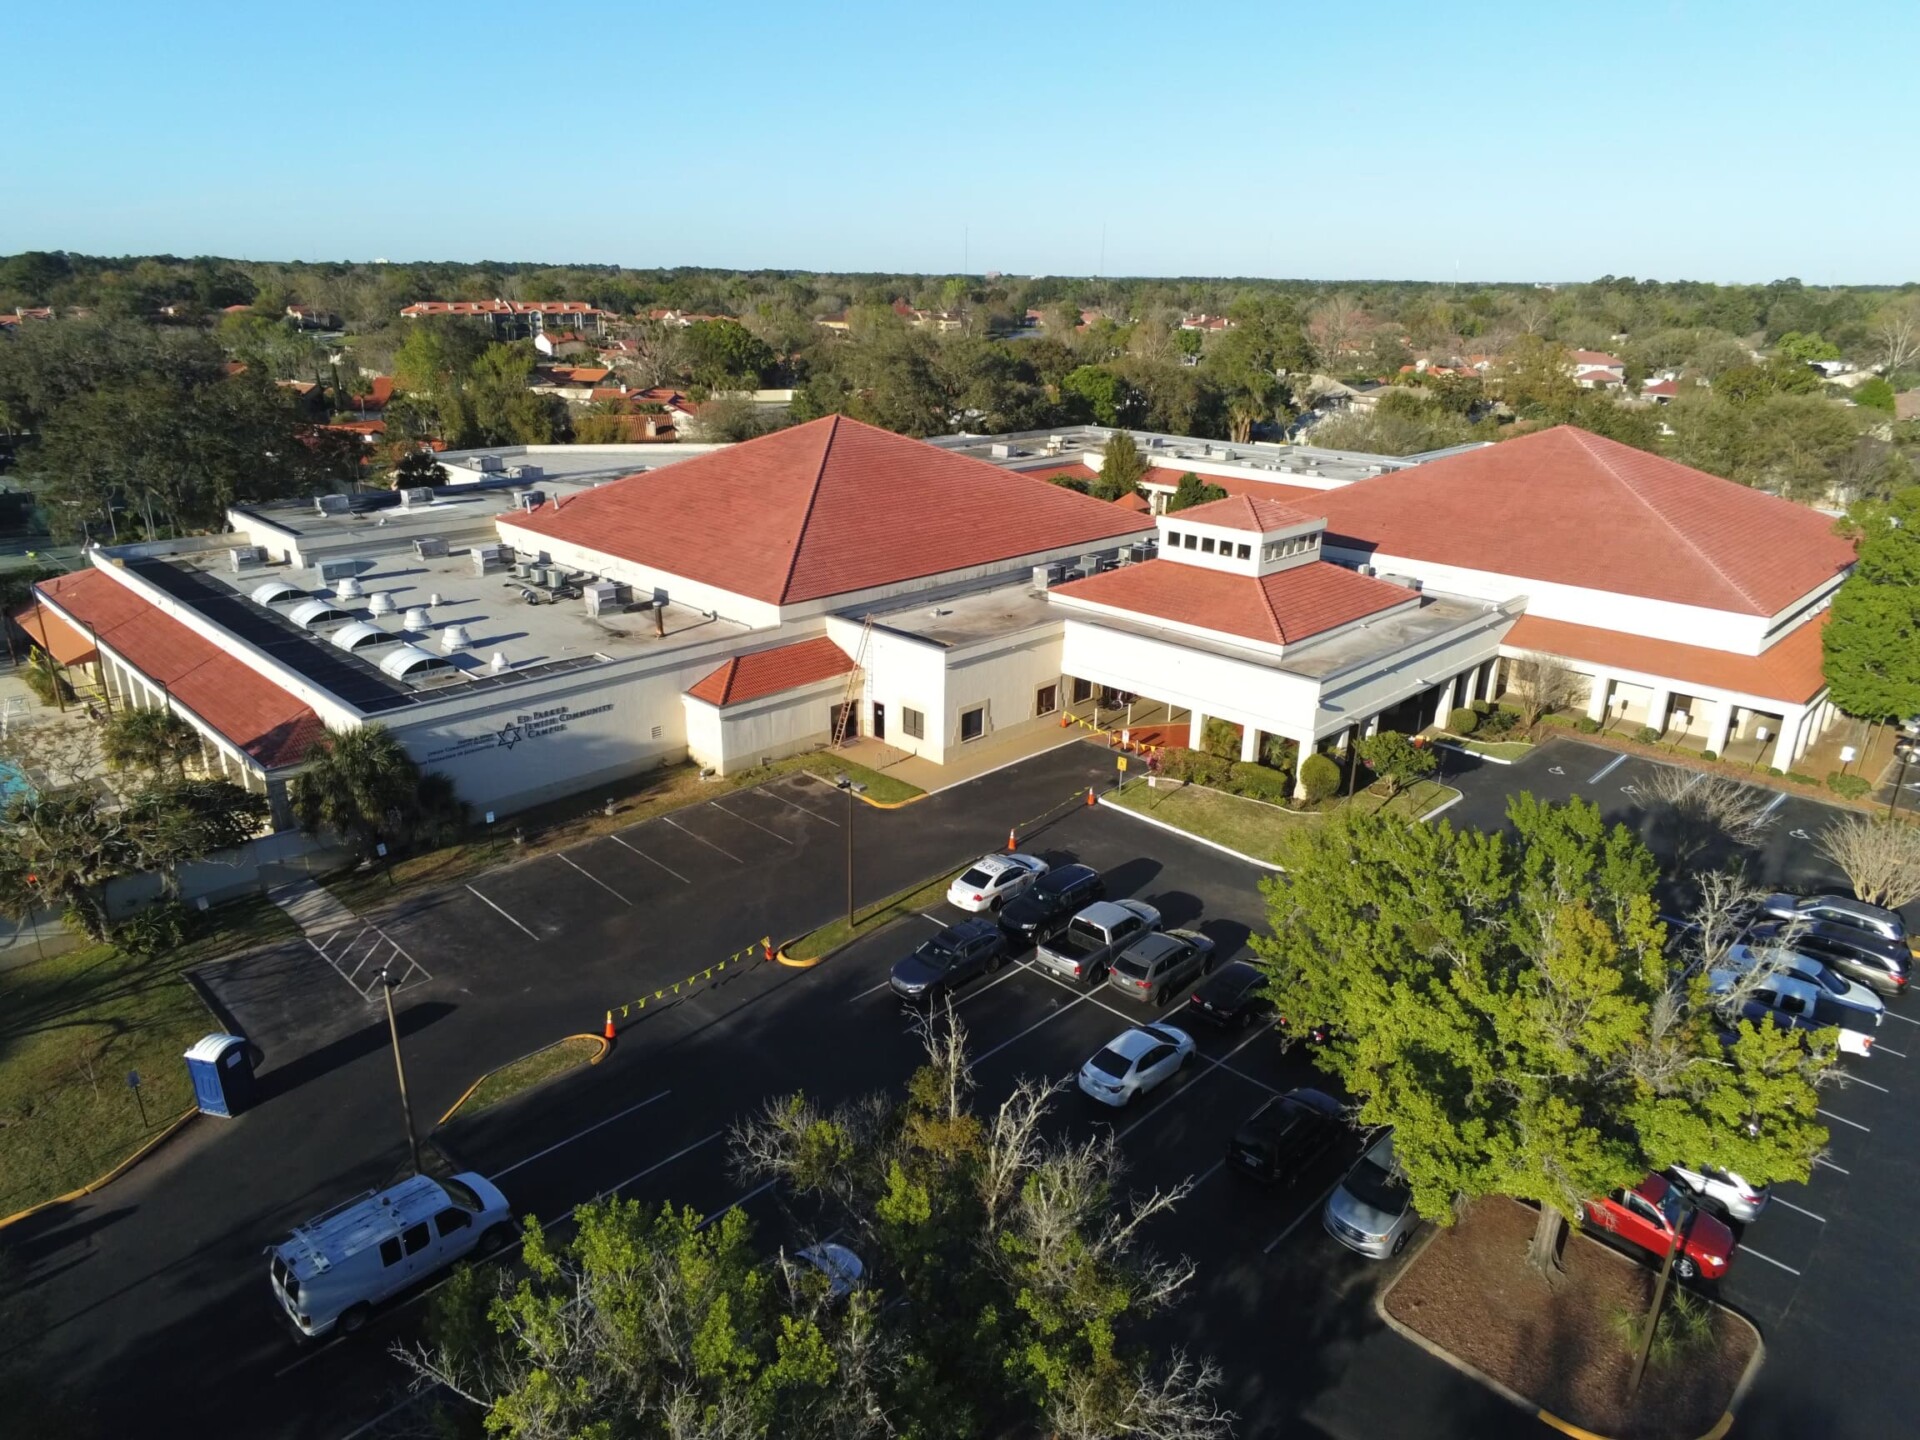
[3,1,1913,283]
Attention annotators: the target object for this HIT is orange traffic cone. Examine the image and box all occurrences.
[1006,826,1017,852]
[1086,786,1095,807]
[603,1010,617,1041]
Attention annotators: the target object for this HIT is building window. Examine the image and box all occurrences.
[1236,543,1251,560]
[1035,683,1059,717]
[959,706,986,743]
[902,706,925,740]
[1072,677,1093,703]
[1262,543,1279,561]
[1201,536,1216,554]
[1164,531,1179,548]
[1182,533,1197,550]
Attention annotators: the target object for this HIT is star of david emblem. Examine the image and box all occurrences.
[495,722,526,750]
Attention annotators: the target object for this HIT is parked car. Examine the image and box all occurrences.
[793,1243,865,1300]
[1666,1164,1769,1224]
[1076,1023,1194,1107]
[268,1173,514,1338]
[1583,1173,1734,1280]
[998,863,1104,948]
[889,919,1008,1003]
[945,853,1049,913]
[1186,960,1272,1029]
[1324,1130,1418,1258]
[1226,1088,1346,1184]
[1756,892,1919,958]
[1035,898,1161,983]
[1722,940,1884,1019]
[1108,929,1215,1006]
[1708,969,1877,1057]
[1746,919,1911,998]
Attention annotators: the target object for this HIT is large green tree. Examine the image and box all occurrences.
[1252,796,1834,1275]
[287,724,465,859]
[1824,486,1920,725]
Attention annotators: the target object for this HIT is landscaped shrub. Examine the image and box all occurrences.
[1477,707,1520,738]
[1162,747,1230,789]
[1229,761,1292,804]
[114,899,193,957]
[1297,752,1342,804]
[1633,726,1661,745]
[1700,749,1718,761]
[1575,716,1601,734]
[22,657,73,706]
[1470,698,1492,716]
[1787,771,1818,787]
[1260,734,1298,772]
[1767,767,1785,777]
[1447,707,1479,735]
[1827,771,1872,799]
[1201,717,1242,761]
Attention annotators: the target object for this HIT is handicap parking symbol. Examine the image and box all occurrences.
[1788,827,1810,840]
[1548,765,1566,776]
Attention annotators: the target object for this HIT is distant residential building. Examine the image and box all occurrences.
[1569,350,1626,388]
[1640,378,1680,404]
[534,330,590,359]
[644,309,730,328]
[400,299,610,338]
[0,306,55,332]
[286,304,338,330]
[1178,313,1235,333]
[814,312,852,333]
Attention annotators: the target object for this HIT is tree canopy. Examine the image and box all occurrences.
[1823,486,1920,724]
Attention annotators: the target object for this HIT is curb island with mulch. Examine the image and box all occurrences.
[1382,1197,1759,1440]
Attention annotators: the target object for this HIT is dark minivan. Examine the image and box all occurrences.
[998,863,1104,948]
[1747,919,1910,997]
[1226,1088,1346,1184]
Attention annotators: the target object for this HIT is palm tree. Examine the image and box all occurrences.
[100,706,201,781]
[289,724,445,858]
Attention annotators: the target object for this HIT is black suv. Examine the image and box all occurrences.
[1226,1089,1345,1184]
[889,919,1008,1003]
[999,863,1104,948]
[1186,960,1271,1029]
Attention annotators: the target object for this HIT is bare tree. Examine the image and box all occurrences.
[1308,293,1366,364]
[1871,297,1920,376]
[1509,652,1581,728]
[1048,1352,1236,1440]
[1817,812,1920,908]
[1635,766,1780,869]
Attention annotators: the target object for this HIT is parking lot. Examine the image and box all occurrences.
[16,733,1920,1440]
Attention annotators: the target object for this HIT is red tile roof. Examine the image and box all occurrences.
[9,600,96,664]
[1051,558,1416,647]
[1641,379,1679,397]
[686,636,854,707]
[1312,426,1855,616]
[36,569,325,769]
[500,415,1150,607]
[1571,351,1625,367]
[1170,494,1321,532]
[1503,612,1829,704]
[1022,462,1099,483]
[1114,492,1152,513]
[1178,473,1331,507]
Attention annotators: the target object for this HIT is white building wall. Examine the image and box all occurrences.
[941,629,1069,761]
[1061,622,1325,740]
[823,617,954,761]
[683,676,846,776]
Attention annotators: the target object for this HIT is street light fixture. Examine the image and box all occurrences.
[376,966,422,1176]
[836,775,867,928]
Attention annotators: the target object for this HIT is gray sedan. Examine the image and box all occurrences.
[1323,1130,1418,1259]
[1107,929,1216,1007]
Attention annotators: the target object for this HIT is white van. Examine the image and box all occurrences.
[267,1172,513,1337]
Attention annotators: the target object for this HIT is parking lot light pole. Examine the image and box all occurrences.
[376,967,422,1177]
[836,775,866,928]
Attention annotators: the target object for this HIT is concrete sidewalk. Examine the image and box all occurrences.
[263,871,360,938]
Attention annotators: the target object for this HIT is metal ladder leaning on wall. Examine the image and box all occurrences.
[830,616,873,748]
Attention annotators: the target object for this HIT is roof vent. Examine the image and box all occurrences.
[398,487,434,509]
[315,494,350,516]
[402,606,432,632]
[439,622,471,653]
[229,545,267,572]
[366,591,396,616]
[927,606,953,618]
[429,593,443,607]
[490,651,510,674]
[251,580,305,607]
[413,537,448,560]
[316,556,365,582]
[335,576,364,600]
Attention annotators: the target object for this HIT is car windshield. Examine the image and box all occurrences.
[1036,868,1081,897]
[441,1178,482,1211]
[915,942,960,971]
[1113,953,1153,980]
[959,868,994,889]
[1805,966,1846,996]
[1342,1159,1409,1214]
[1088,1048,1131,1078]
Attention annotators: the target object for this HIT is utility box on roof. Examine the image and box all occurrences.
[184,1033,256,1118]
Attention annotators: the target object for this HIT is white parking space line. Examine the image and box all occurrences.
[1758,791,1788,819]
[1740,1245,1802,1276]
[1815,1156,1851,1175]
[974,986,1103,1065]
[493,1088,673,1178]
[1588,754,1627,784]
[664,814,742,863]
[575,1128,726,1217]
[711,800,795,846]
[701,1177,780,1227]
[764,788,839,827]
[1263,1174,1346,1254]
[466,883,540,941]
[557,852,634,906]
[1206,1058,1280,1095]
[1875,1044,1907,1058]
[1189,1157,1227,1189]
[1114,1020,1277,1144]
[610,832,689,883]
[850,978,896,1001]
[954,962,1041,1009]
[1771,1196,1827,1224]
[1839,1074,1890,1093]
[918,912,949,927]
[1879,1010,1920,1026]
[1818,1107,1870,1132]
[1017,960,1141,1025]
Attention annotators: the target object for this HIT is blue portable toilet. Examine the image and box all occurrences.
[184,1033,257,1118]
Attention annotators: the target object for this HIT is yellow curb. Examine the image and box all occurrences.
[1535,1412,1613,1440]
[850,790,924,810]
[0,1107,197,1232]
[774,948,822,968]
[436,1033,608,1126]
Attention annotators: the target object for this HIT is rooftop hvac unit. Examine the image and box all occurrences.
[1379,573,1422,591]
[316,556,364,582]
[314,494,351,516]
[489,651,510,674]
[471,543,508,575]
[1031,564,1060,591]
[413,537,448,560]
[398,487,434,509]
[990,443,1013,459]
[1357,565,1377,577]
[473,454,504,473]
[1126,543,1154,565]
[439,622,472,653]
[335,575,364,600]
[228,545,267,572]
[504,464,543,481]
[513,489,546,511]
[366,591,396,617]
[582,580,623,616]
[402,606,432,632]
[1044,435,1064,454]
[251,580,305,607]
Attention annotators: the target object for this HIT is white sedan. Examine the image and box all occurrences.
[1077,1023,1196,1108]
[945,853,1049,913]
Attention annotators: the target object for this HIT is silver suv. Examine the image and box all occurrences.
[1324,1131,1417,1259]
[1107,929,1215,1006]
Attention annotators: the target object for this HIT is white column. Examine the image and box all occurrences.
[1292,738,1314,800]
[1705,698,1733,756]
[1334,726,1351,753]
[1771,709,1805,771]
[1585,671,1612,722]
[1364,713,1381,739]
[1188,709,1206,750]
[1239,724,1260,763]
[1644,687,1672,733]
[1432,676,1458,727]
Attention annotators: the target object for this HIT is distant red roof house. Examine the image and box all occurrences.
[351,375,395,412]
[224,360,249,376]
[1022,462,1099,485]
[1570,350,1625,371]
[34,569,325,769]
[1052,559,1417,648]
[1168,473,1330,507]
[1641,378,1680,402]
[686,636,855,707]
[499,415,1150,608]
[1313,426,1855,616]
[221,303,253,314]
[402,299,606,319]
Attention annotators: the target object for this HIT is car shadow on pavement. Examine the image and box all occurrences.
[252,1001,457,1106]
